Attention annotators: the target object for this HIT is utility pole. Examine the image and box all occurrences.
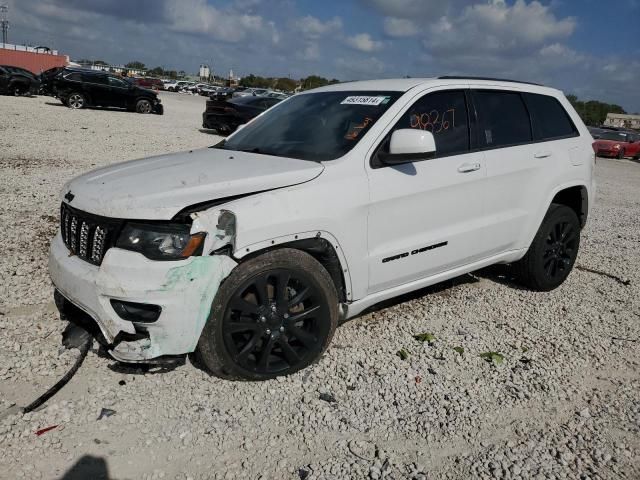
[0,5,8,46]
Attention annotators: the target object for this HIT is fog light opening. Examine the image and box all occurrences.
[110,299,162,323]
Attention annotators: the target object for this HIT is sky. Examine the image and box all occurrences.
[5,0,640,112]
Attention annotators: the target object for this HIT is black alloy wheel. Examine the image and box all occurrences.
[222,268,330,376]
[136,99,152,114]
[514,204,580,291]
[542,220,578,280]
[196,248,338,380]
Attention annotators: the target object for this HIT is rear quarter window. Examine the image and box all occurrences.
[473,90,532,148]
[523,93,578,141]
[64,72,82,82]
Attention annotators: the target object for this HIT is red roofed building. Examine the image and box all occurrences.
[0,44,68,74]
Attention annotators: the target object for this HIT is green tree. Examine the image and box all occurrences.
[274,77,297,92]
[148,66,165,77]
[300,75,330,90]
[566,94,626,126]
[240,74,272,88]
[125,61,146,70]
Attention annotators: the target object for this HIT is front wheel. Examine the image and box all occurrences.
[196,248,339,380]
[135,99,152,114]
[513,204,580,291]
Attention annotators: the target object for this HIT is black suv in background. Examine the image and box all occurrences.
[202,95,282,134]
[54,69,163,114]
[0,65,40,96]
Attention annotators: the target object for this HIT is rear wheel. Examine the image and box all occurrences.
[67,92,86,109]
[513,204,580,291]
[196,249,338,380]
[135,98,152,114]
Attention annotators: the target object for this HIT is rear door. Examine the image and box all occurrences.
[366,88,489,294]
[0,67,8,92]
[471,89,580,254]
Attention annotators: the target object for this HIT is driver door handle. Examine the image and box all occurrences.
[534,151,552,159]
[457,162,481,173]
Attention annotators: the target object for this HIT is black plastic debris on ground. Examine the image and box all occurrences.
[97,408,116,420]
[319,392,337,403]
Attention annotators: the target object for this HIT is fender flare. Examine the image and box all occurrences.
[234,230,354,302]
[525,181,589,249]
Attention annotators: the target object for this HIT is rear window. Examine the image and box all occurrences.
[474,90,532,148]
[524,93,578,141]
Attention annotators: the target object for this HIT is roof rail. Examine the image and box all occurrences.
[438,75,543,86]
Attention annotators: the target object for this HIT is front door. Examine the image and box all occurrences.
[366,89,489,294]
[107,76,130,108]
[82,74,111,106]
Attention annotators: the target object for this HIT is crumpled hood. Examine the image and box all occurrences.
[62,148,324,219]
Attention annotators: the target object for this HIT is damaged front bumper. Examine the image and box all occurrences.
[49,233,236,362]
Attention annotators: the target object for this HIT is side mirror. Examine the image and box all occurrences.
[381,129,436,165]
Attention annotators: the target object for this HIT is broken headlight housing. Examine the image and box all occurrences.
[116,223,205,260]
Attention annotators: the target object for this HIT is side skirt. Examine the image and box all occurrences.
[342,248,527,320]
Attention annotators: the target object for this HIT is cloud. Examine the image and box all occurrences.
[383,17,419,37]
[345,33,383,52]
[163,0,269,43]
[293,15,342,39]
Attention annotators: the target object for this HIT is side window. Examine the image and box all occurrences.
[108,76,128,88]
[83,74,108,85]
[523,93,578,141]
[474,90,532,148]
[64,72,82,82]
[389,90,470,158]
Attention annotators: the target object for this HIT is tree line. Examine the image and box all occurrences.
[566,94,626,126]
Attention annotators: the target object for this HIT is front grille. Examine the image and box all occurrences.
[60,203,122,266]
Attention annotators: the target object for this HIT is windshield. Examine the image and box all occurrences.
[599,131,626,141]
[218,90,402,161]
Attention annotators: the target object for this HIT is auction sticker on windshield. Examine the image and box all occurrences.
[341,96,389,106]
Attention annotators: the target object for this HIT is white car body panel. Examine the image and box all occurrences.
[49,77,595,362]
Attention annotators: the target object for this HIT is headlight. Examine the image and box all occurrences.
[116,223,205,260]
[613,144,621,150]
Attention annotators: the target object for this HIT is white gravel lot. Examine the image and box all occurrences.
[0,92,638,480]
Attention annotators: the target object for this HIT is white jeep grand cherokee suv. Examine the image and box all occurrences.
[49,77,595,380]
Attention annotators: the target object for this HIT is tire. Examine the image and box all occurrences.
[135,98,152,114]
[67,92,86,109]
[513,204,580,291]
[196,248,339,380]
[11,84,26,96]
[617,149,625,159]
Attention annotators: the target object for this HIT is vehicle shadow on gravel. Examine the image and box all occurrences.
[58,455,112,480]
[44,101,133,113]
[474,264,529,290]
[347,273,482,322]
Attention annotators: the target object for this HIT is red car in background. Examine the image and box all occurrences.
[131,77,164,90]
[592,131,640,159]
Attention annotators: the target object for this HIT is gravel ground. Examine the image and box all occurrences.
[0,92,638,480]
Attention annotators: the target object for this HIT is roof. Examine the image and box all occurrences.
[309,77,560,95]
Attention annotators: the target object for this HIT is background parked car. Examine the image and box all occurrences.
[131,77,164,90]
[165,80,190,92]
[592,130,640,159]
[233,87,270,98]
[0,65,40,96]
[54,68,163,114]
[202,95,282,134]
